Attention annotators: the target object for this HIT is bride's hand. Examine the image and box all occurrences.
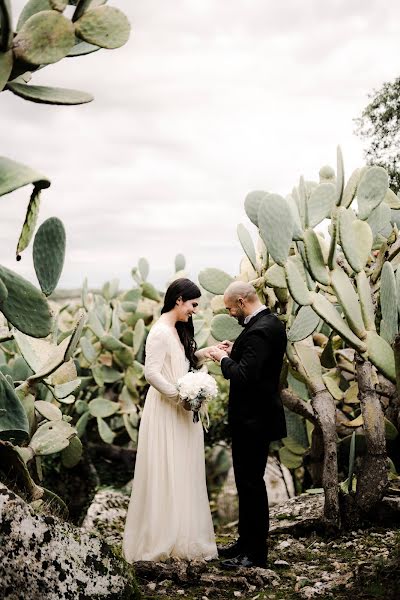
[201,345,219,360]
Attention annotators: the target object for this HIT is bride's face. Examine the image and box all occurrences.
[176,298,200,322]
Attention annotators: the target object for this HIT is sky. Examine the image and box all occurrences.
[1,0,400,291]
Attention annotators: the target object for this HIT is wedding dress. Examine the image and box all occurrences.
[122,320,217,562]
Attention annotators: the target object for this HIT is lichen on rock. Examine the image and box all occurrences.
[0,486,139,600]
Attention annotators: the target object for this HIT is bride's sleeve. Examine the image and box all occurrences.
[144,328,179,401]
[194,347,210,367]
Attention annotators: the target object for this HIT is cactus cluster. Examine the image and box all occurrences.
[201,147,400,526]
[0,0,131,512]
[0,0,130,105]
[60,255,228,448]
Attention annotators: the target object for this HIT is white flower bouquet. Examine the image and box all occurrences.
[176,371,218,427]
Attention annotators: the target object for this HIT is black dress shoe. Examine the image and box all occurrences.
[221,553,267,569]
[217,541,243,559]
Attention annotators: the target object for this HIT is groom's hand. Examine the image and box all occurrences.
[217,340,233,356]
[209,347,228,363]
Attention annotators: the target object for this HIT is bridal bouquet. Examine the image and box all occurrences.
[176,371,218,427]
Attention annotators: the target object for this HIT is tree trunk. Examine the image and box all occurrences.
[355,356,388,514]
[310,387,340,528]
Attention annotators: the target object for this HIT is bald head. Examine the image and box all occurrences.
[224,281,257,303]
[224,281,263,325]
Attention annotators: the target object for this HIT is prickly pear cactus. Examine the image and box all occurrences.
[201,145,400,525]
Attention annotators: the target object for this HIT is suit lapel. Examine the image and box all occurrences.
[231,308,271,356]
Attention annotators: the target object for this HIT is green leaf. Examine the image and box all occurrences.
[16,186,41,256]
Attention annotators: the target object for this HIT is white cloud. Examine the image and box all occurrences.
[1,0,400,290]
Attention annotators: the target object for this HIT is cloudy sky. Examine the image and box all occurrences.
[1,0,400,290]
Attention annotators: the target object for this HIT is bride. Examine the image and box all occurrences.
[123,278,218,563]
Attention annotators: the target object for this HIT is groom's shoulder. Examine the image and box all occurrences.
[257,311,286,337]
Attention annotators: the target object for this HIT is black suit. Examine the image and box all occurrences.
[220,308,287,561]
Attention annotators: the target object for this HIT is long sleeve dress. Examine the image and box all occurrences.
[122,321,217,563]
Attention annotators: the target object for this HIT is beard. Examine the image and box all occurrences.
[236,310,246,326]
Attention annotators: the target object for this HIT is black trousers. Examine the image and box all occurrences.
[231,425,270,560]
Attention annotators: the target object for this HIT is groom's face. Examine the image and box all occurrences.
[224,296,246,326]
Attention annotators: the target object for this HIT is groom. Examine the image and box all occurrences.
[209,281,287,569]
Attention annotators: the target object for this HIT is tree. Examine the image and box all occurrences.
[355,77,400,193]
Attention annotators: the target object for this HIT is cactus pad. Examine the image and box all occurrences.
[380,262,398,344]
[308,183,336,227]
[264,263,287,289]
[16,0,51,31]
[74,5,130,49]
[365,330,396,382]
[210,314,243,341]
[30,419,75,455]
[357,166,389,220]
[0,49,13,92]
[61,434,82,468]
[175,253,186,272]
[258,194,294,266]
[244,190,265,226]
[33,217,66,296]
[198,268,234,295]
[0,371,30,443]
[338,207,372,273]
[8,82,93,105]
[0,265,52,337]
[356,270,375,331]
[311,291,365,352]
[16,185,41,256]
[284,258,312,306]
[330,267,366,339]
[13,10,75,65]
[237,223,257,270]
[0,156,50,197]
[288,305,320,342]
[141,282,161,302]
[303,228,329,285]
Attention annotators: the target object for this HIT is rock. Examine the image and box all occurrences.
[81,488,129,546]
[0,486,139,600]
[217,455,295,523]
[269,492,325,535]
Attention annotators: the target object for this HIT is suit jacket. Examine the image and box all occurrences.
[220,308,287,441]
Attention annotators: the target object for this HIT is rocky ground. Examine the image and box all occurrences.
[82,490,400,600]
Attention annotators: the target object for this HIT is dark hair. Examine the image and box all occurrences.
[161,278,201,369]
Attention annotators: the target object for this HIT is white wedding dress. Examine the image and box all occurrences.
[122,321,217,563]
